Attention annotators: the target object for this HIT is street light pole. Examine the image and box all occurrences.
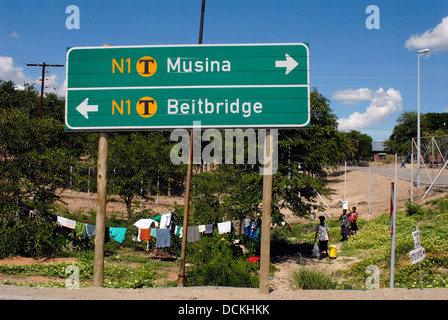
[417,48,429,189]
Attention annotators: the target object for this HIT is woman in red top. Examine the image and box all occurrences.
[348,206,358,235]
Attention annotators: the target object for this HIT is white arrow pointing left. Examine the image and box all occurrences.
[76,98,98,119]
[275,53,299,75]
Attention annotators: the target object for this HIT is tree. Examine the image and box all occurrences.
[0,107,75,214]
[385,111,448,156]
[343,130,372,160]
[385,111,417,156]
[107,132,175,217]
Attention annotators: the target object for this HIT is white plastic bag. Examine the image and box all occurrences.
[312,242,319,258]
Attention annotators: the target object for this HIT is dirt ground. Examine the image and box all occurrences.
[1,164,448,300]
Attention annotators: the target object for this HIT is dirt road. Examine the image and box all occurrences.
[1,284,448,300]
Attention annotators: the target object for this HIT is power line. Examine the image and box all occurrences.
[0,47,60,65]
[26,62,64,119]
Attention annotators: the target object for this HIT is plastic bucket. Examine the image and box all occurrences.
[329,244,337,259]
[342,201,349,210]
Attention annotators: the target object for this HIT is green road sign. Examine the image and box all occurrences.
[65,43,309,131]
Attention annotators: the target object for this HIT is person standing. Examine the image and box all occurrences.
[338,209,350,242]
[314,216,331,260]
[349,206,359,235]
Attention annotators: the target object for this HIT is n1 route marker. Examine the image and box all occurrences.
[65,43,310,131]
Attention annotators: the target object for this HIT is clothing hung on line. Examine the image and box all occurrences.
[75,222,86,240]
[150,228,157,237]
[159,212,172,229]
[57,216,77,229]
[85,224,96,237]
[217,221,231,234]
[232,220,244,236]
[134,218,158,229]
[155,228,171,248]
[187,226,200,242]
[198,225,206,233]
[204,224,213,234]
[109,227,126,244]
[139,228,152,242]
[243,218,251,236]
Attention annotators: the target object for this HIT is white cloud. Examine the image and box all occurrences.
[338,88,402,131]
[0,56,34,86]
[405,16,448,51]
[0,56,65,97]
[332,88,372,104]
[55,78,67,97]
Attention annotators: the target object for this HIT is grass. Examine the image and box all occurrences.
[274,196,448,290]
[3,196,448,290]
[289,266,337,290]
[0,249,170,289]
[339,197,448,289]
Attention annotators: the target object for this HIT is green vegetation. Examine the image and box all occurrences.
[385,110,448,156]
[342,197,448,289]
[185,233,260,287]
[282,197,448,290]
[289,267,337,290]
[0,252,159,288]
[2,78,448,291]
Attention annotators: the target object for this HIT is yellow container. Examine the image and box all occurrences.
[329,244,337,259]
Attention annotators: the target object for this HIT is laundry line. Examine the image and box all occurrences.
[45,211,261,249]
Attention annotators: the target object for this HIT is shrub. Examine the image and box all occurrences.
[0,214,58,258]
[186,254,259,288]
[405,202,424,217]
[184,233,259,287]
[289,266,337,290]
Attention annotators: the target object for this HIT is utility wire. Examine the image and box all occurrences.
[0,47,60,65]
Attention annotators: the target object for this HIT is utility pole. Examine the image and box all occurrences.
[26,62,64,119]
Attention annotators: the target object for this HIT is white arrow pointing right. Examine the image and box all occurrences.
[275,53,299,75]
[76,98,98,119]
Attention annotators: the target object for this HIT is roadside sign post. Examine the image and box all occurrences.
[66,42,310,292]
[93,44,112,287]
[390,155,397,288]
[410,226,425,290]
[259,129,273,294]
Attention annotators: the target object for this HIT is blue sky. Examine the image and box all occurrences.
[1,0,448,140]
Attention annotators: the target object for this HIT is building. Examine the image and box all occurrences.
[372,140,393,161]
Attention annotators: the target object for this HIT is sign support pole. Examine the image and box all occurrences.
[93,44,111,287]
[259,129,273,294]
[178,0,206,287]
[93,132,108,286]
[178,129,193,287]
[390,154,397,288]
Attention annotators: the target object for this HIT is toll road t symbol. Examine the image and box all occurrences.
[139,99,154,115]
[139,59,154,74]
[136,97,157,118]
[137,56,157,77]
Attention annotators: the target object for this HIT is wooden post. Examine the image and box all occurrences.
[93,44,112,287]
[93,132,108,287]
[178,130,194,286]
[259,129,273,294]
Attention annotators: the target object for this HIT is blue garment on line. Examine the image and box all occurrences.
[109,227,127,243]
[155,228,171,248]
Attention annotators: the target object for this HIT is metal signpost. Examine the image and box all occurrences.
[410,226,425,290]
[65,43,310,131]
